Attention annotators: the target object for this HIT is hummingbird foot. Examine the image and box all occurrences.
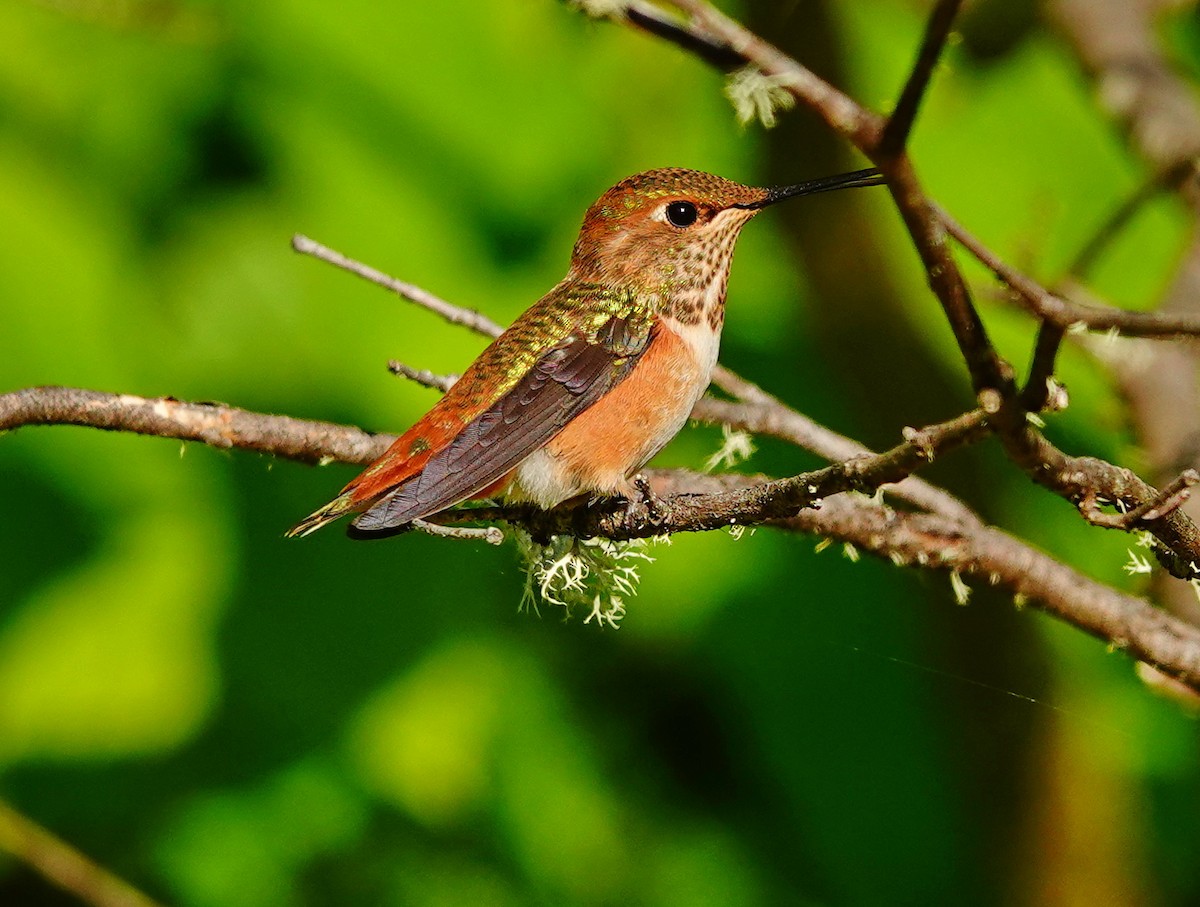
[631,473,667,524]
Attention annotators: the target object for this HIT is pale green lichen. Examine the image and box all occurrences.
[725,65,796,128]
[950,569,971,605]
[705,424,756,472]
[1123,549,1154,576]
[726,523,756,541]
[515,528,658,627]
[567,0,628,20]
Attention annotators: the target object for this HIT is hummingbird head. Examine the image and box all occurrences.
[567,167,883,315]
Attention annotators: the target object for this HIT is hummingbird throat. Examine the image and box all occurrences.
[656,209,749,331]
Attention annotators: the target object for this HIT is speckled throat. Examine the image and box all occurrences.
[658,213,744,329]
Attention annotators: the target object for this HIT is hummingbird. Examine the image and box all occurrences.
[289,166,884,539]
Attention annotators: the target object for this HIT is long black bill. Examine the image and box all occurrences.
[733,167,885,210]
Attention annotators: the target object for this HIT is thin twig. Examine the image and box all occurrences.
[0,799,165,907]
[387,361,458,392]
[989,419,1200,577]
[1080,469,1200,530]
[878,0,963,156]
[937,204,1200,338]
[1021,323,1067,412]
[657,0,882,147]
[1066,159,1198,280]
[292,234,503,339]
[413,518,504,544]
[624,1,743,70]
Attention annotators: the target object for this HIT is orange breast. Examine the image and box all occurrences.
[541,323,711,493]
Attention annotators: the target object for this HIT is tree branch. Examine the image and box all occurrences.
[694,377,981,525]
[0,385,390,466]
[776,492,1200,691]
[465,407,989,542]
[879,155,1012,395]
[7,376,1195,688]
[475,468,1200,690]
[7,380,1200,689]
[0,385,982,539]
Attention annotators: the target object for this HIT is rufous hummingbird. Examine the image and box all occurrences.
[289,166,883,538]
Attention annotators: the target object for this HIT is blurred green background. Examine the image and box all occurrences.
[2,0,1199,903]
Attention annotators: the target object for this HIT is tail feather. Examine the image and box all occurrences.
[346,488,421,536]
[285,490,360,538]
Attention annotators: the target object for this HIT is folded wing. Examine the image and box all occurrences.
[348,315,654,535]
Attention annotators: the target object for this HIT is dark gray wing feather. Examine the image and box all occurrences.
[349,318,652,535]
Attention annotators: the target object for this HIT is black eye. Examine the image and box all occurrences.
[665,201,698,228]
